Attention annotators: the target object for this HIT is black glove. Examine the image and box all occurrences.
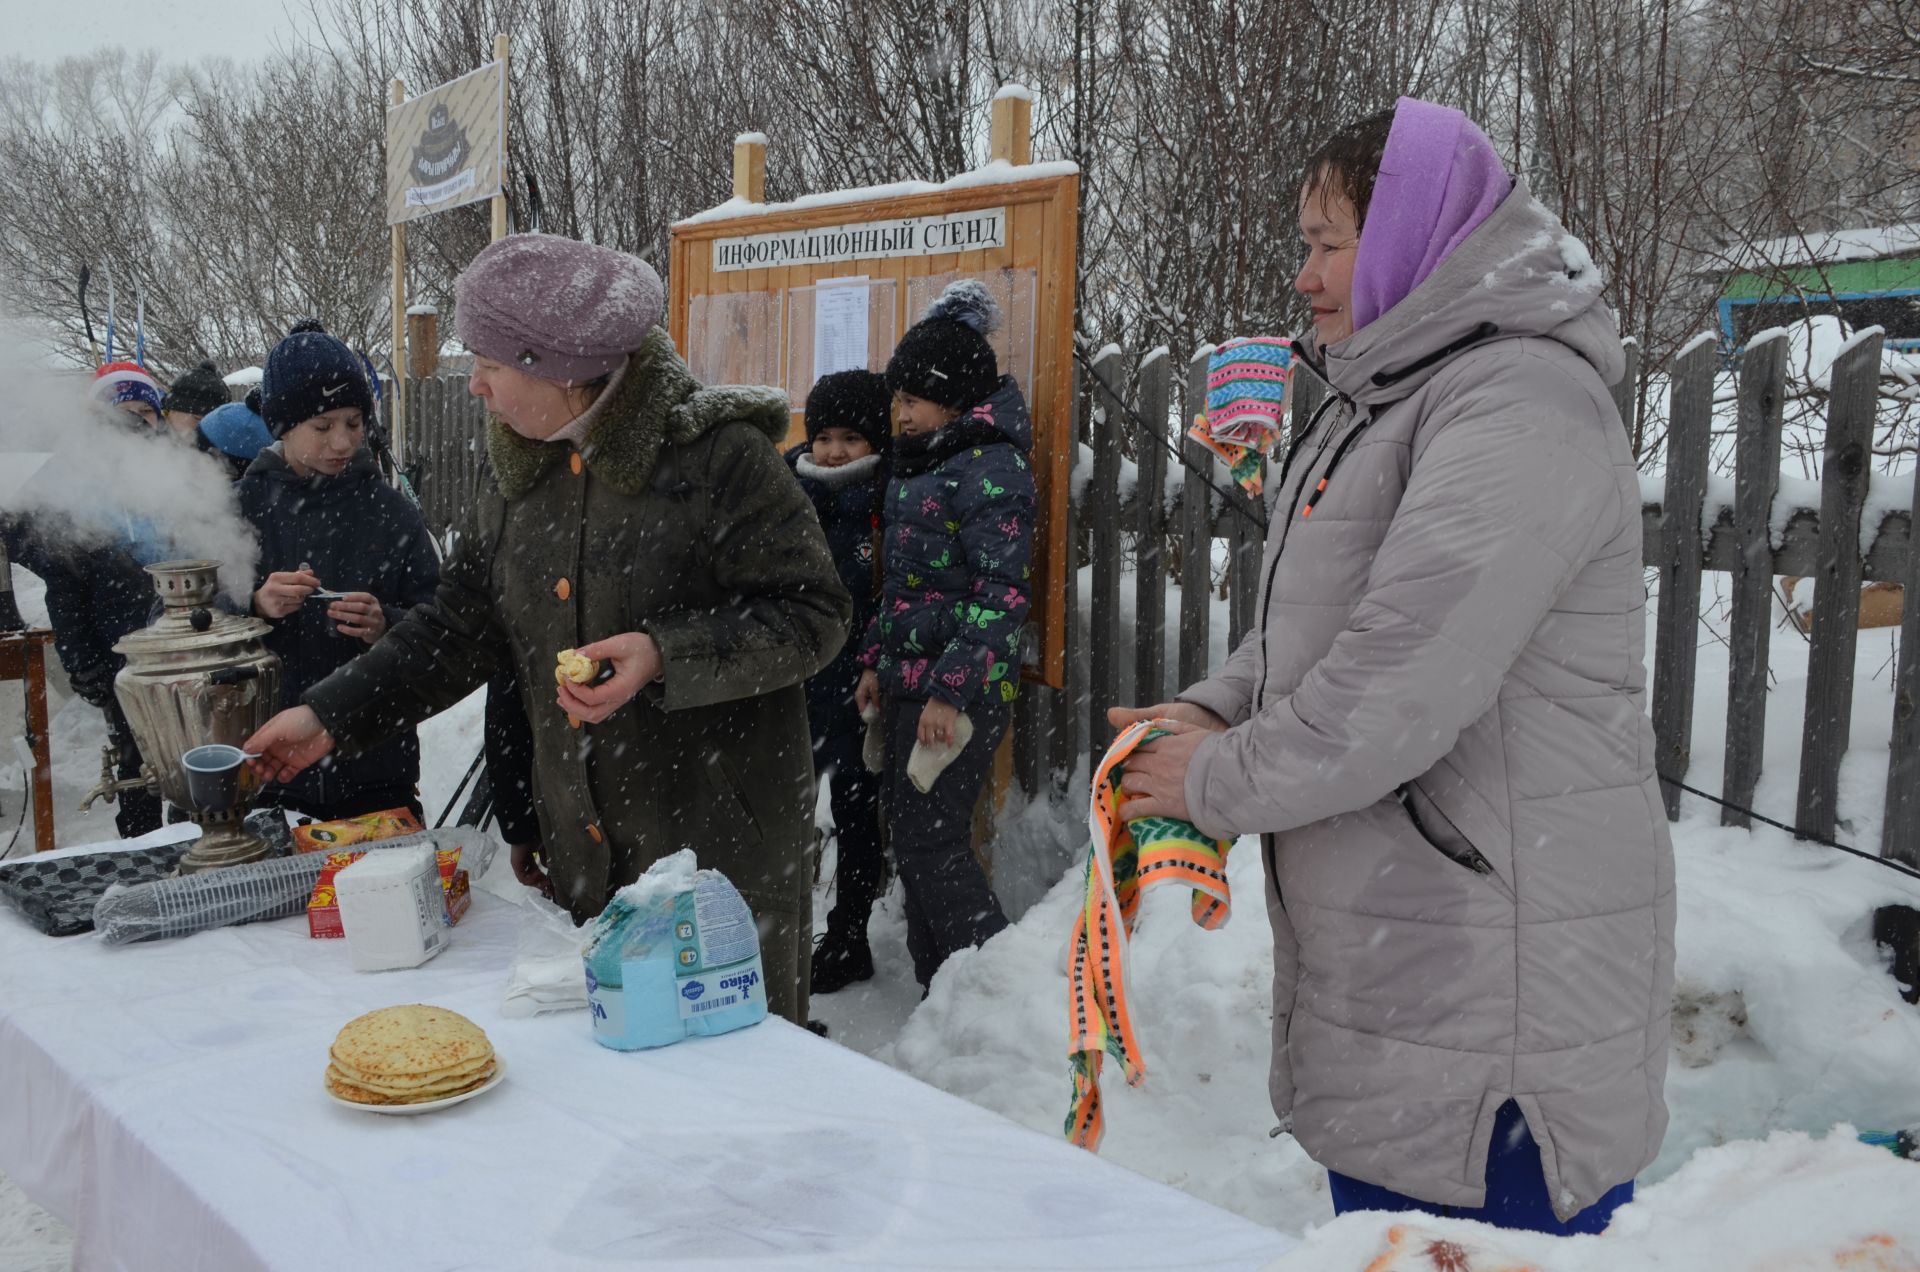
[69,663,116,709]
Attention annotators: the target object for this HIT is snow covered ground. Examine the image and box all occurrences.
[4,556,1919,1269]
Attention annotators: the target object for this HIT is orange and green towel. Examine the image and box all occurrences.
[1067,718,1236,1151]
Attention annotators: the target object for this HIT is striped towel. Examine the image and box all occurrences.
[1067,719,1236,1151]
[1189,335,1293,495]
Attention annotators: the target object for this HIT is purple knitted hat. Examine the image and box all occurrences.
[1351,97,1511,330]
[454,234,665,385]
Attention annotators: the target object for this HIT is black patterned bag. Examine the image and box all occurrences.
[0,841,192,937]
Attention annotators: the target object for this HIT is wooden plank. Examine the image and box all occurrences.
[1651,337,1716,819]
[1038,175,1079,691]
[1610,337,1641,444]
[1289,365,1325,452]
[1178,348,1213,688]
[1796,331,1883,840]
[1049,359,1083,790]
[1133,348,1170,704]
[1087,346,1123,758]
[1887,455,1920,866]
[1228,487,1262,646]
[1720,333,1789,827]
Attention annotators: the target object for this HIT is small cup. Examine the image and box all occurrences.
[182,744,259,813]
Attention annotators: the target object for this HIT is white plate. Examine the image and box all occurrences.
[325,1057,506,1116]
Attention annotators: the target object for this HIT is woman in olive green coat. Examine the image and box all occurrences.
[247,235,850,1025]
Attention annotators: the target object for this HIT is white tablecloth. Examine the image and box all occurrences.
[0,830,1296,1271]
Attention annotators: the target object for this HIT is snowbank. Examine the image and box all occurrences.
[1262,1130,1919,1270]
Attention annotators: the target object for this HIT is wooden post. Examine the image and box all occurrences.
[1050,359,1085,791]
[491,34,510,241]
[1610,337,1641,446]
[732,134,767,203]
[1289,362,1325,453]
[1886,403,1920,866]
[1651,335,1716,819]
[1720,332,1789,827]
[990,85,1033,165]
[407,306,440,379]
[1178,348,1214,690]
[1795,330,1883,841]
[1134,348,1170,705]
[1227,475,1264,648]
[0,631,56,852]
[1087,346,1123,757]
[389,76,408,470]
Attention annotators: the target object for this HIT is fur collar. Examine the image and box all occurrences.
[795,451,883,488]
[485,327,790,500]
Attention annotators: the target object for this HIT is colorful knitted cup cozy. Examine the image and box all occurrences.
[1067,718,1236,1151]
[1188,335,1293,496]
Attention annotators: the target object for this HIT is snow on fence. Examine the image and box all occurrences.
[399,330,1919,868]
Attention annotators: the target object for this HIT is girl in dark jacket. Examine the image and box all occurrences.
[854,281,1036,989]
[788,370,891,993]
[242,321,439,820]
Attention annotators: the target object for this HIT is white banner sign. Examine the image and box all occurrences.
[713,207,1007,272]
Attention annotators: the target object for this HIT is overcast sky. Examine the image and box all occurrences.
[0,0,315,64]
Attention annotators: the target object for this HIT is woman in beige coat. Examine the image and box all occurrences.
[1113,98,1673,1235]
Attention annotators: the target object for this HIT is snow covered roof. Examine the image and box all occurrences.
[1723,223,1920,272]
[676,159,1081,227]
[223,366,263,387]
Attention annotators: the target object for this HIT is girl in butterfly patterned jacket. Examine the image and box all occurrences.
[854,280,1036,990]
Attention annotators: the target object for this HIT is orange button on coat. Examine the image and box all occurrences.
[585,823,604,844]
[554,577,571,601]
[569,452,583,475]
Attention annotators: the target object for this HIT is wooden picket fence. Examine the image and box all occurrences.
[402,332,1920,867]
[399,376,492,537]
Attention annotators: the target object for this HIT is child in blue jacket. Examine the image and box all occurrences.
[854,281,1036,989]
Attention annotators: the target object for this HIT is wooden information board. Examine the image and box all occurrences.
[668,111,1078,689]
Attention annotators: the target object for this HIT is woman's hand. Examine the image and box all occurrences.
[510,842,555,901]
[253,569,320,620]
[1107,701,1229,733]
[555,632,662,724]
[244,706,336,784]
[1115,719,1218,824]
[328,592,387,645]
[855,669,881,718]
[918,697,961,749]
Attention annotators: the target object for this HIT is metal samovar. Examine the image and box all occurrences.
[80,559,282,872]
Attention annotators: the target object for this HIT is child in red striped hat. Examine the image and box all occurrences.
[90,361,165,430]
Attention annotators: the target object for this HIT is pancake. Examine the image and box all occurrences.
[326,1005,495,1107]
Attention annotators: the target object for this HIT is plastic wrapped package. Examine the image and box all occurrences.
[93,827,495,946]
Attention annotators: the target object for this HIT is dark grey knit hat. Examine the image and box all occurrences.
[885,279,1000,410]
[805,370,893,452]
[161,360,230,417]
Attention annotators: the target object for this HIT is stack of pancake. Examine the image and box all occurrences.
[325,1004,496,1106]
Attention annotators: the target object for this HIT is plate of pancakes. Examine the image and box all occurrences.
[325,1004,503,1115]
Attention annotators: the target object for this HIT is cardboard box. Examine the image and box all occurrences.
[292,807,423,854]
[308,844,466,938]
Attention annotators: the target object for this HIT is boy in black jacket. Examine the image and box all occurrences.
[242,322,439,820]
[789,370,891,993]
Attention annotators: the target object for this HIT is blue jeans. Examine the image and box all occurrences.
[1327,1101,1635,1236]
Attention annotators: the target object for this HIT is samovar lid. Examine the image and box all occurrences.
[114,559,273,658]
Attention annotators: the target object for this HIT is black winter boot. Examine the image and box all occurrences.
[810,926,874,994]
